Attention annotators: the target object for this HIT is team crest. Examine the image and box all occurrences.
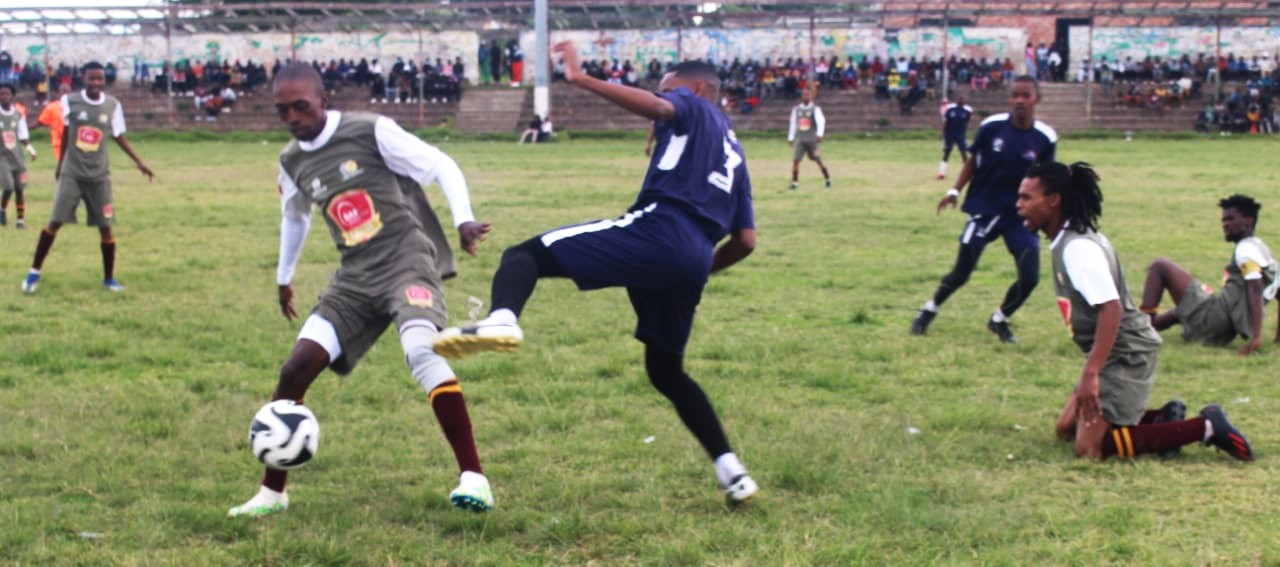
[992,138,1004,152]
[1022,149,1038,161]
[98,115,108,124]
[78,111,88,121]
[310,177,326,194]
[338,160,363,181]
[404,285,433,308]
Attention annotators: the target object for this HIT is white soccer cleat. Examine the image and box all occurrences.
[228,486,289,518]
[433,317,523,359]
[722,474,758,506]
[449,471,494,512]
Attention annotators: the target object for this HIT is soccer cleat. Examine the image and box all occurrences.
[21,272,38,294]
[15,218,24,229]
[722,474,758,506]
[936,173,946,180]
[789,181,798,190]
[449,471,494,512]
[1200,404,1253,461]
[987,318,1017,344]
[910,309,936,336]
[433,317,523,359]
[0,209,5,225]
[1157,399,1187,460]
[825,178,832,189]
[228,487,289,518]
[103,278,125,292]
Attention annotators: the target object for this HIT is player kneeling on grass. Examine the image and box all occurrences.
[435,41,759,505]
[229,63,496,518]
[1015,161,1253,461]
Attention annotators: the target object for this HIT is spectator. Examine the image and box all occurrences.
[538,115,554,142]
[518,114,542,144]
[219,84,237,111]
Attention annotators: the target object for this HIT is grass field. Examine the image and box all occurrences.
[1,133,1279,566]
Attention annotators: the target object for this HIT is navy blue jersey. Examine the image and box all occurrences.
[942,103,973,138]
[963,113,1057,216]
[637,87,755,242]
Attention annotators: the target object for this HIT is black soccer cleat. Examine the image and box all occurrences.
[910,309,937,336]
[1157,399,1187,460]
[1200,404,1253,461]
[987,318,1018,344]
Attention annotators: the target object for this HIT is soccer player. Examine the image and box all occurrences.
[21,63,154,294]
[228,64,497,517]
[1015,161,1252,461]
[1139,194,1276,356]
[936,96,972,180]
[787,88,830,190]
[910,76,1055,343]
[0,83,37,228]
[434,40,760,505]
[35,83,72,160]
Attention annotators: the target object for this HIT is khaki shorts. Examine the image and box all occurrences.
[52,175,114,226]
[1175,279,1236,346]
[311,263,448,376]
[793,139,821,161]
[1099,349,1157,426]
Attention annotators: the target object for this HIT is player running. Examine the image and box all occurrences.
[22,62,154,294]
[936,96,972,180]
[1139,194,1277,356]
[911,76,1056,343]
[1016,161,1253,461]
[434,40,760,505]
[788,88,830,190]
[228,63,496,517]
[0,83,36,228]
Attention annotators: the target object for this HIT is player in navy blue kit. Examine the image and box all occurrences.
[911,76,1057,343]
[936,97,972,180]
[436,41,759,505]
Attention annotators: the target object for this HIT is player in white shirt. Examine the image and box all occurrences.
[787,89,830,190]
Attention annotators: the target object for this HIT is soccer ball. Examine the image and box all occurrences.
[249,400,319,470]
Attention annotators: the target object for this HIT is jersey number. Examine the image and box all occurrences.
[707,138,742,194]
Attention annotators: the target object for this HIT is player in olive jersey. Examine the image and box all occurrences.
[1016,161,1252,461]
[228,63,497,517]
[0,83,37,228]
[21,62,154,294]
[1139,194,1277,356]
[788,88,830,190]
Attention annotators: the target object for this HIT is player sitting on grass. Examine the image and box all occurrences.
[1015,161,1253,461]
[1139,194,1277,356]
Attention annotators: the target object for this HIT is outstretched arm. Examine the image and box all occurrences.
[552,41,674,122]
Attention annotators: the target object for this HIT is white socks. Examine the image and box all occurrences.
[921,299,938,312]
[938,160,948,175]
[1204,420,1214,442]
[486,308,518,326]
[991,309,1008,323]
[714,453,747,488]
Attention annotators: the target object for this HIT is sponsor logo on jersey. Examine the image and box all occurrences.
[75,126,103,153]
[992,138,1004,152]
[404,285,433,308]
[325,189,383,246]
[798,117,812,131]
[339,159,363,181]
[1022,149,1038,161]
[2,130,15,150]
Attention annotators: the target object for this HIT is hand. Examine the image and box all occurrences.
[936,193,958,214]
[551,41,583,84]
[278,284,297,321]
[644,144,653,157]
[458,220,492,256]
[24,145,36,161]
[1238,338,1261,356]
[1073,371,1103,426]
[137,161,155,181]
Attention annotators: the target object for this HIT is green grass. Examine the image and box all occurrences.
[2,135,1279,566]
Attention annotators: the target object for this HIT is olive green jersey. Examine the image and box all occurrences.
[0,106,28,174]
[60,91,125,180]
[1050,228,1161,355]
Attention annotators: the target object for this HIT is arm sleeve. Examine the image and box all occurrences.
[277,170,312,286]
[1235,240,1269,280]
[374,116,475,227]
[17,117,28,141]
[111,103,126,137]
[61,96,70,121]
[814,107,826,137]
[787,107,797,141]
[1063,239,1120,306]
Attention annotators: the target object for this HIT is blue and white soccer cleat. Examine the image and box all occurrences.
[21,272,38,294]
[103,278,125,292]
[449,471,494,512]
[433,317,523,359]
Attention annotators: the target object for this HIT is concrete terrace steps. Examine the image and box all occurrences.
[455,88,529,134]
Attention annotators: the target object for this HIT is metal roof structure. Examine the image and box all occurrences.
[2,1,1278,35]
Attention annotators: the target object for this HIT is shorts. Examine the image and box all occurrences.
[793,139,821,162]
[957,213,1039,254]
[0,164,26,193]
[1175,279,1236,346]
[943,135,967,154]
[541,201,713,354]
[311,261,448,375]
[52,175,113,226]
[1099,349,1157,426]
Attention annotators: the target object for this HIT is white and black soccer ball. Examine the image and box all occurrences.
[249,400,319,470]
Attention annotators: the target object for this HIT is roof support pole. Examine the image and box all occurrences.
[534,0,549,120]
[1085,13,1094,127]
[941,9,950,100]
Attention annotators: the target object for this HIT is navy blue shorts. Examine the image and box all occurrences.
[944,134,968,154]
[958,212,1039,254]
[540,202,713,354]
